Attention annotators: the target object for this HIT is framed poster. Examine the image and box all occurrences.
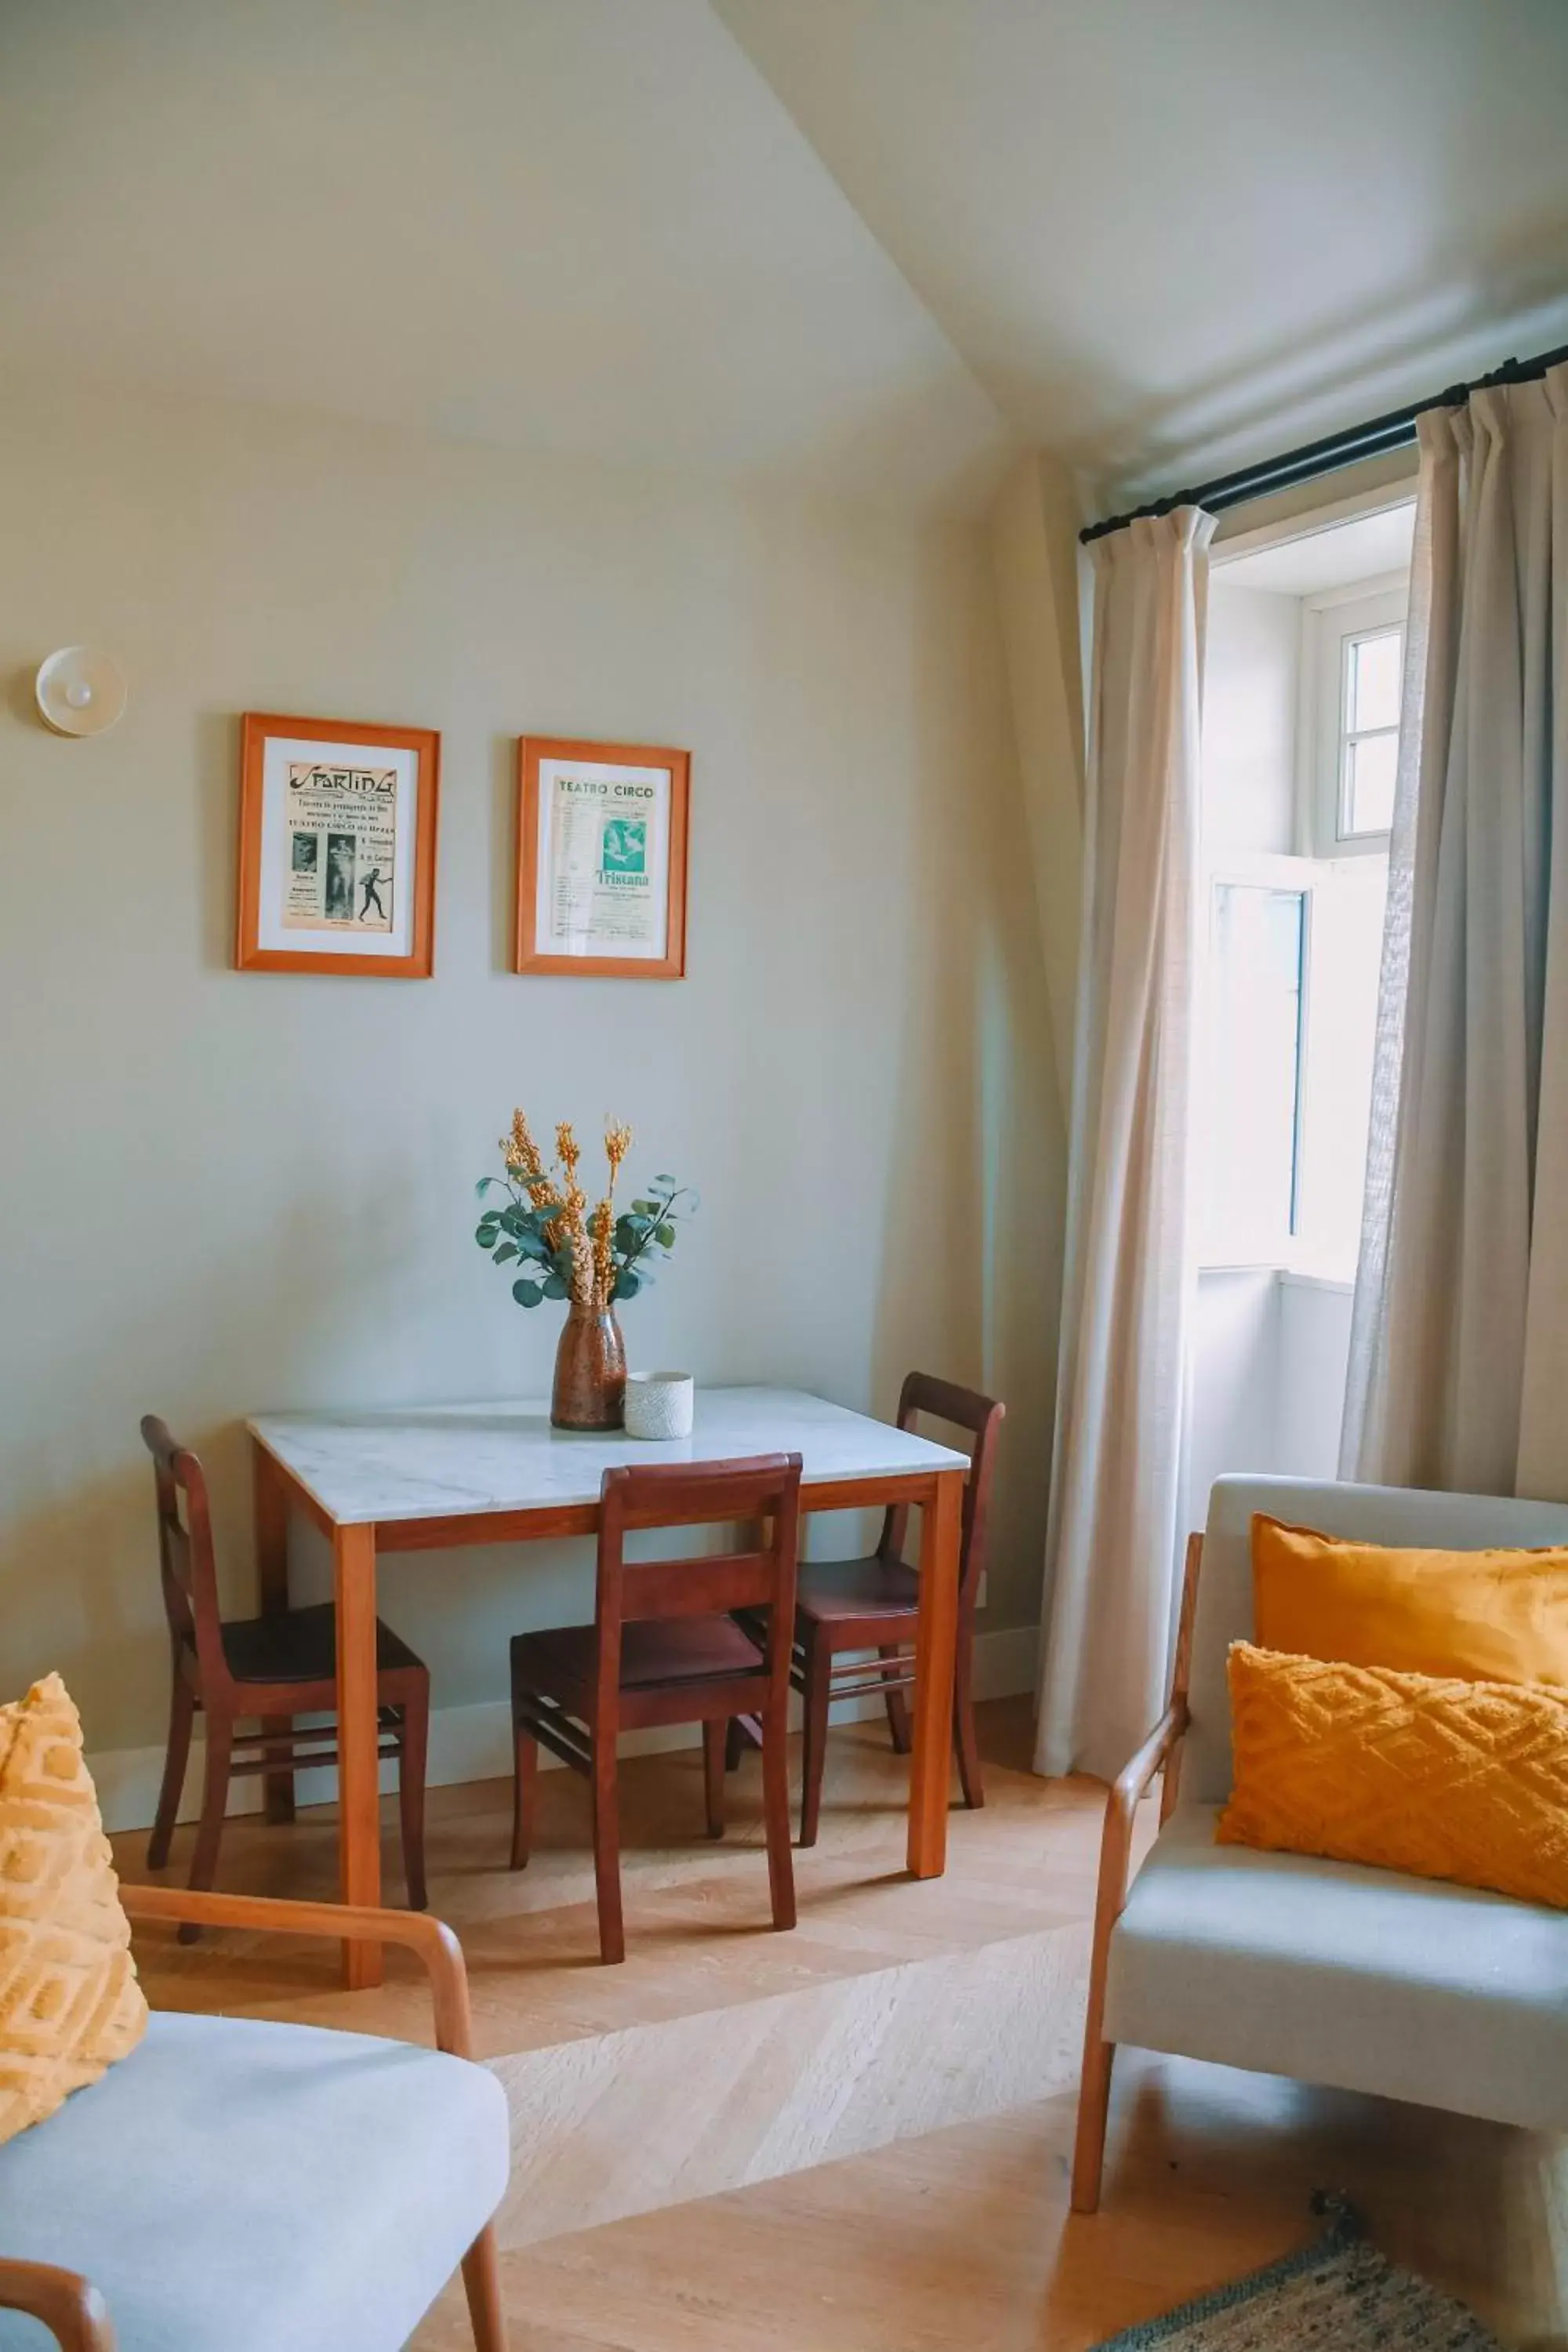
[514,735,689,978]
[235,713,440,976]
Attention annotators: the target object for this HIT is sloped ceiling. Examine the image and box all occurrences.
[716,0,1568,506]
[0,0,1008,511]
[3,0,1566,514]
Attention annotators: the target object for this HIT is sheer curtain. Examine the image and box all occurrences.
[1035,509,1214,1780]
[1343,365,1568,1498]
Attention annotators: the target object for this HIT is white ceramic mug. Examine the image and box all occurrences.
[622,1370,695,1441]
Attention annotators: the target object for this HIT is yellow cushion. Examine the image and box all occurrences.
[0,1673,147,2144]
[1217,1641,1568,1911]
[1252,1513,1568,1688]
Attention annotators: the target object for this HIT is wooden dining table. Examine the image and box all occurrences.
[248,1385,971,1986]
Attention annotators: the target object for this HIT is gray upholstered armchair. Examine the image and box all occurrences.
[0,1887,510,2350]
[1073,1473,1568,2212]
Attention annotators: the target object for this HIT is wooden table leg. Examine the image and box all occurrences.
[252,1440,296,1827]
[334,1521,383,1988]
[906,1468,963,1878]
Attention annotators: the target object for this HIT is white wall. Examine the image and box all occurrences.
[0,389,1061,1773]
[1276,1275,1354,1478]
[1185,1270,1352,1528]
[1185,1270,1280,1531]
[1200,581,1299,859]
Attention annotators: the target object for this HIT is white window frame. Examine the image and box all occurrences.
[1298,572,1407,859]
[1196,851,1316,1272]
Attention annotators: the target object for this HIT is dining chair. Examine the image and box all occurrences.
[508,1452,802,1964]
[786,1372,1003,1847]
[140,1415,430,1922]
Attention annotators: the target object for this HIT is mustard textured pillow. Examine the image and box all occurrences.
[1217,1641,1568,1911]
[0,1673,147,2145]
[1251,1513,1568,1689]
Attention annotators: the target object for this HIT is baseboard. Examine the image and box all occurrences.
[89,1621,1040,1837]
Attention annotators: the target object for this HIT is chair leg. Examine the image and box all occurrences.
[952,1630,984,1810]
[178,1707,233,1943]
[147,1668,195,1871]
[760,1700,796,1933]
[724,1715,744,1773]
[509,1720,538,1872]
[798,1628,832,1849]
[398,1679,430,1911]
[459,2222,507,2352]
[702,1720,725,1839]
[1071,2036,1116,2215]
[881,1646,913,1755]
[590,1740,625,1965]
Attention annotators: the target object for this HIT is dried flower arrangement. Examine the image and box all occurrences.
[475,1110,691,1313]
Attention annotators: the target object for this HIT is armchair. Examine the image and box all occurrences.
[1073,1474,1568,2213]
[0,1886,509,2350]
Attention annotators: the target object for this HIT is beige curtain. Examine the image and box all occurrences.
[1035,509,1214,1780]
[1343,365,1568,1497]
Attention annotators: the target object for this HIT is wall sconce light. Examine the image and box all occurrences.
[34,647,129,737]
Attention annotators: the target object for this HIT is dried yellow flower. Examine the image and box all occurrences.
[503,1108,562,1209]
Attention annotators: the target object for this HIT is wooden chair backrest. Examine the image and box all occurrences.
[880,1372,1004,1606]
[593,1451,803,1714]
[140,1416,230,1689]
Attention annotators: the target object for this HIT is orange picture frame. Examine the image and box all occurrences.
[235,712,440,977]
[514,735,689,979]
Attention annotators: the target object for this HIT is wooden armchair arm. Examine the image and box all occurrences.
[1072,1532,1203,2213]
[0,2258,114,2350]
[119,1886,474,2060]
[1097,1697,1188,1922]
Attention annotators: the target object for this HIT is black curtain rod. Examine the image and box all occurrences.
[1080,336,1568,545]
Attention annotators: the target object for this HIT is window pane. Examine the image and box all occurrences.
[1205,884,1305,1259]
[1348,627,1402,731]
[1294,859,1387,1279]
[1345,730,1398,834]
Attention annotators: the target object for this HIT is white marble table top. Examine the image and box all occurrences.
[248,1385,969,1527]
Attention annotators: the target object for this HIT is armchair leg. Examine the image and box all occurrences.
[460,2223,507,2352]
[1070,2034,1116,2214]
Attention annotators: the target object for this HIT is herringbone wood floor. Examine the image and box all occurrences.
[115,1700,1568,2351]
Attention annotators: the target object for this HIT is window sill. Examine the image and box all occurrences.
[1197,1261,1354,1295]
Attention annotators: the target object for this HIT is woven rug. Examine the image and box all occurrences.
[1093,2198,1505,2351]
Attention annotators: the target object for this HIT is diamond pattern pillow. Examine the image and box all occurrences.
[0,1672,147,2144]
[1217,1641,1568,1911]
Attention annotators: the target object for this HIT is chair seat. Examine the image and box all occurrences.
[515,1614,765,1693]
[215,1601,426,1688]
[1105,1805,1568,2135]
[0,2010,508,2352]
[795,1553,919,1631]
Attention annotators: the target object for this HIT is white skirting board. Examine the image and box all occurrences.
[88,1624,1040,1837]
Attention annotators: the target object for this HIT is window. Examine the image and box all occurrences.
[1199,538,1410,1279]
[1202,869,1307,1264]
[1305,578,1407,856]
[1341,626,1402,835]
